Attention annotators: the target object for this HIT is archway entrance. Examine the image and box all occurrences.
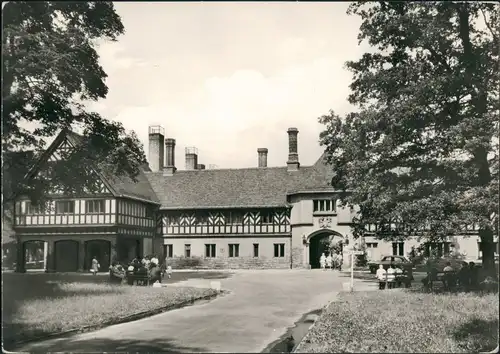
[85,240,111,272]
[54,240,79,272]
[22,241,45,270]
[308,231,344,269]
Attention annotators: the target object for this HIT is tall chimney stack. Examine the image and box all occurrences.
[148,125,165,172]
[163,138,176,176]
[185,147,198,170]
[257,148,268,168]
[287,127,299,171]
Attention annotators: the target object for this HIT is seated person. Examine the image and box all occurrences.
[149,263,162,284]
[442,261,456,291]
[110,261,126,283]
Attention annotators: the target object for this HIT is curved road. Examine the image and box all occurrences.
[11,269,369,353]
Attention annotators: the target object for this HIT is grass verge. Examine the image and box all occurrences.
[2,273,222,349]
[296,289,499,353]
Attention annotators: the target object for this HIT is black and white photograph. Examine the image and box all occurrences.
[2,1,499,353]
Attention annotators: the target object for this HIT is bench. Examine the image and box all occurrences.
[423,271,458,291]
[126,272,151,286]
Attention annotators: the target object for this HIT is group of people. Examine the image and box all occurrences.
[109,255,173,285]
[376,264,411,289]
[319,252,343,271]
[423,261,482,291]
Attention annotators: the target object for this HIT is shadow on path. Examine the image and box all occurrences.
[7,336,210,353]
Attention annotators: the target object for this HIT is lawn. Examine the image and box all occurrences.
[296,289,499,353]
[2,271,230,348]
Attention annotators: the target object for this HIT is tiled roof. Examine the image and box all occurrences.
[146,153,335,209]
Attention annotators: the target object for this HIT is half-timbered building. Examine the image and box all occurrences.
[13,130,160,272]
[11,125,498,272]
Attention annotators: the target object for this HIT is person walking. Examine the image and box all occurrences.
[386,264,396,289]
[319,253,326,270]
[376,264,387,290]
[90,256,100,276]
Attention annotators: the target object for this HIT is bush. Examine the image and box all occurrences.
[355,252,368,267]
[165,256,204,269]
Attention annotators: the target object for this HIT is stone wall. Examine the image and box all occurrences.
[165,256,291,269]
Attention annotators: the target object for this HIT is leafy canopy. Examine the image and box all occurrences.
[2,1,146,204]
[319,2,499,245]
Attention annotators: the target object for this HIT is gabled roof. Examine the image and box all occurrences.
[24,129,159,204]
[146,153,336,210]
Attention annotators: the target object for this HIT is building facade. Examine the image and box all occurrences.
[11,126,498,272]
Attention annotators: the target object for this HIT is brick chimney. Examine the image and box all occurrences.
[163,138,176,176]
[287,127,299,171]
[185,147,198,170]
[148,125,165,172]
[257,148,268,168]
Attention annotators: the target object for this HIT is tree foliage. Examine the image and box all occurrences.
[2,1,146,206]
[319,2,499,272]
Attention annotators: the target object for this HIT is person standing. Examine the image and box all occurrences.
[443,261,455,291]
[376,264,387,290]
[386,264,396,289]
[91,256,100,276]
[319,253,326,270]
[326,253,333,270]
[394,266,404,288]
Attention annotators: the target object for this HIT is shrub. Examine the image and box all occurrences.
[165,256,204,269]
[355,252,368,267]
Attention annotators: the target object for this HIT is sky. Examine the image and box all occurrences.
[87,2,369,169]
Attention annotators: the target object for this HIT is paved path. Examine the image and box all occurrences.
[12,269,371,353]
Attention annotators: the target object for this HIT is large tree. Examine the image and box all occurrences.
[319,2,499,274]
[2,1,146,206]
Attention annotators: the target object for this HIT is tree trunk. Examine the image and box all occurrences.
[479,228,497,279]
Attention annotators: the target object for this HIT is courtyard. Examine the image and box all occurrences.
[6,269,348,352]
[4,268,499,353]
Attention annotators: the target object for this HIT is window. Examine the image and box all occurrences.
[228,244,240,257]
[196,213,208,225]
[85,200,105,214]
[274,243,285,258]
[366,242,378,248]
[424,242,451,258]
[313,200,335,213]
[145,206,154,218]
[26,202,46,215]
[261,213,273,224]
[164,244,173,258]
[229,212,243,224]
[392,242,404,256]
[205,244,216,258]
[184,244,191,258]
[253,243,259,257]
[55,200,75,214]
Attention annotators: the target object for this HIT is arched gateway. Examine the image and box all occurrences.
[307,229,345,269]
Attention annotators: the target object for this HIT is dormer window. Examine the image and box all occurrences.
[313,199,335,213]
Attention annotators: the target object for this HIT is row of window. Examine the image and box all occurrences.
[24,200,153,217]
[313,200,336,213]
[165,212,278,226]
[366,241,500,259]
[163,243,286,258]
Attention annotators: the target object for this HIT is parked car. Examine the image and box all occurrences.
[368,255,413,274]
